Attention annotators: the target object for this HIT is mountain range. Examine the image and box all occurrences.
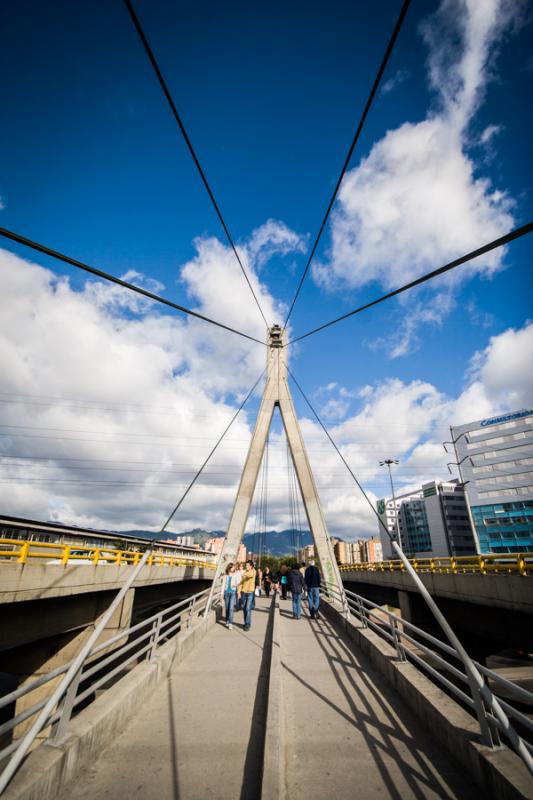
[120,528,313,557]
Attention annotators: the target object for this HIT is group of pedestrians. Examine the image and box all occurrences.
[286,559,321,620]
[223,560,256,630]
[223,558,321,630]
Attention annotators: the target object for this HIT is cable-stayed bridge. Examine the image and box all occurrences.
[1,1,533,797]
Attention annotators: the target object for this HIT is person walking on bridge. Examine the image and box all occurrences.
[288,563,305,619]
[240,560,256,631]
[305,558,321,619]
[223,563,241,630]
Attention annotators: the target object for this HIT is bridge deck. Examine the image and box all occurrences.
[58,596,481,800]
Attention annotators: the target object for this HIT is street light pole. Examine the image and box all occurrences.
[380,459,399,548]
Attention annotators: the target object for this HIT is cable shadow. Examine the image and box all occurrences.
[306,611,479,799]
[167,678,181,800]
[239,596,275,800]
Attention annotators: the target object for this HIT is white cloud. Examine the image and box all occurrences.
[313,0,522,356]
[0,238,530,540]
[466,322,533,408]
[0,219,304,532]
[246,218,307,271]
[380,69,409,95]
[291,321,533,539]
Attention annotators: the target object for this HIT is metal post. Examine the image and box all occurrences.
[148,613,163,661]
[357,597,368,629]
[50,666,83,743]
[390,616,405,662]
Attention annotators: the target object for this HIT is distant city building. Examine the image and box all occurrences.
[298,544,315,563]
[332,538,382,565]
[377,480,476,559]
[362,537,383,563]
[204,536,225,555]
[333,540,347,564]
[377,489,424,559]
[173,534,194,548]
[237,543,247,563]
[452,408,533,553]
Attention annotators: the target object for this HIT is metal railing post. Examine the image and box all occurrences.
[187,597,195,629]
[390,616,406,662]
[50,665,83,743]
[357,597,368,629]
[147,613,163,661]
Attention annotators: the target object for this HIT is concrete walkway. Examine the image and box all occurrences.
[59,596,274,800]
[57,595,483,800]
[279,598,481,800]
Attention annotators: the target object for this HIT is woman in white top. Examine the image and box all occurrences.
[223,563,241,630]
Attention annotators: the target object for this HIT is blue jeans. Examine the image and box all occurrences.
[308,587,320,616]
[292,592,302,619]
[242,592,254,628]
[224,591,236,624]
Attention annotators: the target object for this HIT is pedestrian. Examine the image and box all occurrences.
[240,560,256,631]
[235,562,244,610]
[288,563,305,619]
[223,563,241,630]
[263,566,273,597]
[305,558,321,619]
[299,562,307,599]
[280,564,289,600]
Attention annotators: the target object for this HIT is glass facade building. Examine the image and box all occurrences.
[398,499,431,555]
[452,408,533,553]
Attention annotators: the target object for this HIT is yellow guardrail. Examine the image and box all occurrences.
[338,552,531,577]
[0,538,216,569]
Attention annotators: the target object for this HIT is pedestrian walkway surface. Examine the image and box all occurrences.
[60,597,273,800]
[58,595,482,800]
[279,601,481,800]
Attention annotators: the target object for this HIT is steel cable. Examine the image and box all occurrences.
[283,0,411,329]
[123,0,269,330]
[288,220,533,346]
[160,369,265,532]
[0,225,264,346]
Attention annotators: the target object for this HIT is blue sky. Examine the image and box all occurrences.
[0,0,531,536]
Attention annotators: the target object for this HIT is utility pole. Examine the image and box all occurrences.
[379,458,400,548]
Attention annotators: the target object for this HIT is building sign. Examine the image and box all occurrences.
[480,409,533,428]
[377,499,386,515]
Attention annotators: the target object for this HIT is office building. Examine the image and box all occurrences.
[377,489,424,559]
[377,479,476,559]
[452,408,533,553]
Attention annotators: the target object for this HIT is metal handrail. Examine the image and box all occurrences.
[0,537,216,569]
[0,548,217,794]
[337,552,531,576]
[323,580,533,768]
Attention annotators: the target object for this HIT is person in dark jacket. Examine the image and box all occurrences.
[304,559,321,619]
[287,564,305,619]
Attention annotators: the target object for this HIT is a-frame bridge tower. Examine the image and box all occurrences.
[209,325,345,601]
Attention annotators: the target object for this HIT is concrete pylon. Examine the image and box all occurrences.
[207,325,345,606]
